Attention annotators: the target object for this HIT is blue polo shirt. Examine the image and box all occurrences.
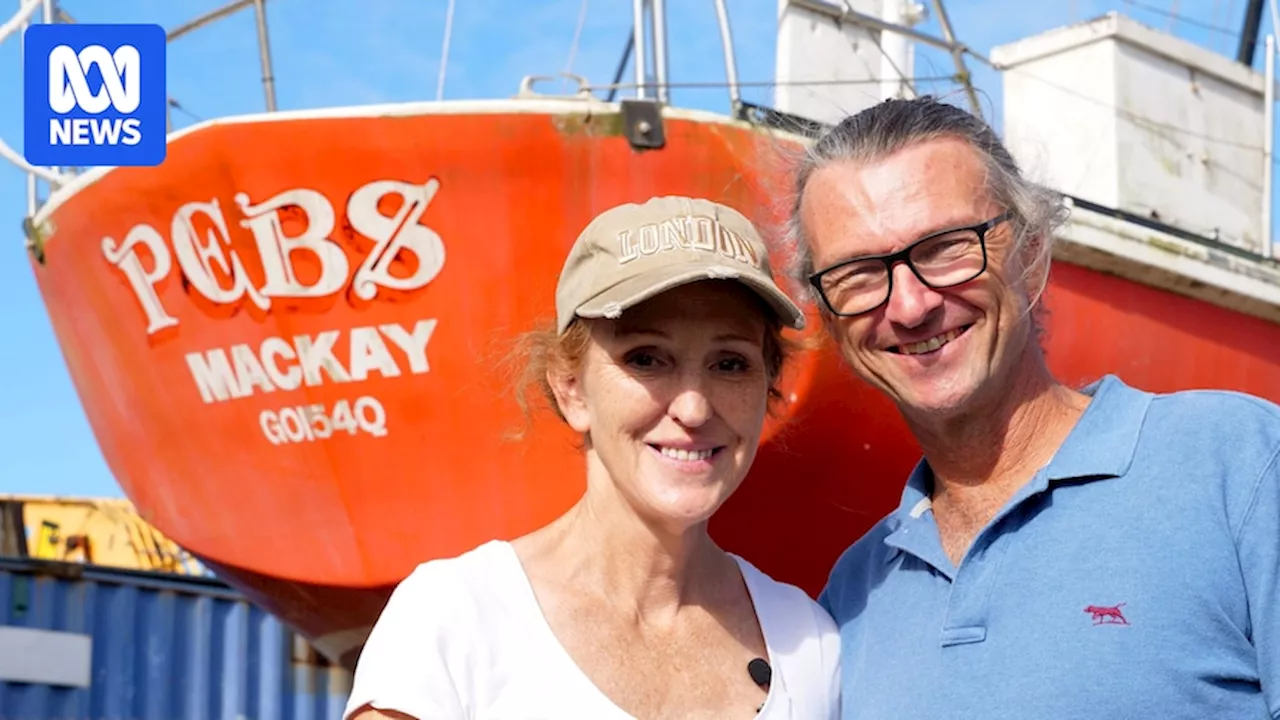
[819,374,1280,719]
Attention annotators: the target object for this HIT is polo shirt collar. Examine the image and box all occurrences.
[1040,373,1151,482]
[882,374,1153,564]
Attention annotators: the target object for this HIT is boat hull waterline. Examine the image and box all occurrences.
[27,101,1280,667]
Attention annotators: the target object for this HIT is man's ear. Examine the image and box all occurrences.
[548,365,590,434]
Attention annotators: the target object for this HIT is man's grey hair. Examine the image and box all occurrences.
[782,96,1070,313]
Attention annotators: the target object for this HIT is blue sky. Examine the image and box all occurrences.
[0,0,1265,497]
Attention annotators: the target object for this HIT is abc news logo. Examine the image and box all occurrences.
[23,23,167,167]
[48,44,143,147]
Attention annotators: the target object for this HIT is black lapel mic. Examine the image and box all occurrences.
[748,657,772,688]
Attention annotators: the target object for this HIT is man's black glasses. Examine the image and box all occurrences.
[808,211,1012,317]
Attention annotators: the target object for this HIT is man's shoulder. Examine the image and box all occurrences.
[1101,379,1279,532]
[830,512,899,572]
[1142,384,1280,452]
[1149,385,1280,422]
[818,512,900,616]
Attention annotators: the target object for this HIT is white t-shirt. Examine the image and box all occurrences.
[343,540,841,719]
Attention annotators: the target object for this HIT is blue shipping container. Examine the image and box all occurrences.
[0,557,352,720]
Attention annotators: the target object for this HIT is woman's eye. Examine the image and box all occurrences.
[716,357,749,373]
[624,351,661,369]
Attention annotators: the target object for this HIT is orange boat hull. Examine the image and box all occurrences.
[26,100,1280,667]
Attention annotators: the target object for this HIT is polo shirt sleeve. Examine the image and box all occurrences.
[818,536,870,624]
[817,547,848,620]
[1240,443,1280,718]
[343,562,470,720]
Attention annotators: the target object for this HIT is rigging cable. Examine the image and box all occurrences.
[1270,0,1280,48]
[849,0,916,100]
[605,31,635,102]
[1121,0,1238,36]
[436,0,456,101]
[564,0,590,77]
[586,75,957,93]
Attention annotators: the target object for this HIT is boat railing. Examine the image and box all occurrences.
[621,0,739,111]
[3,0,63,222]
[2,0,740,232]
[515,73,600,101]
[4,0,280,230]
[0,0,956,218]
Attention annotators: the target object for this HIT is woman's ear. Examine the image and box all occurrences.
[548,365,590,434]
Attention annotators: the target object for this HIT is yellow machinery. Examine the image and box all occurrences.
[0,494,209,576]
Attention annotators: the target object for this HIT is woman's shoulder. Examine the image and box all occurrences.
[731,554,842,719]
[731,554,837,633]
[359,539,530,659]
[343,540,525,720]
[395,539,518,599]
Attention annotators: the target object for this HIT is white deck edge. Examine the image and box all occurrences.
[1055,205,1280,324]
[30,96,811,226]
[24,94,1280,323]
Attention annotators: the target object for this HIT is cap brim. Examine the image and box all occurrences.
[575,264,806,331]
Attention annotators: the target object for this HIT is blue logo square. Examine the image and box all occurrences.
[23,23,167,168]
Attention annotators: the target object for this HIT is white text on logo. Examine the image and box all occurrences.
[47,43,142,146]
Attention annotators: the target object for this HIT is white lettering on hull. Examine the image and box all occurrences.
[100,224,179,335]
[184,318,437,404]
[101,178,447,337]
[259,396,389,445]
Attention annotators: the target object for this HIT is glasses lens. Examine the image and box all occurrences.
[816,228,988,315]
[910,230,984,287]
[818,261,888,315]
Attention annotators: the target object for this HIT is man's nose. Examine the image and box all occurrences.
[883,263,944,328]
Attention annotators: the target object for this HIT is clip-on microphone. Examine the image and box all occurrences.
[748,657,771,712]
[748,657,772,688]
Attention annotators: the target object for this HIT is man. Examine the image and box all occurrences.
[787,95,1279,719]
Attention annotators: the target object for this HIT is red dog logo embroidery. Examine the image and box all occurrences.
[1084,603,1129,625]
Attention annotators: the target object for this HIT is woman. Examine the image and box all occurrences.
[344,196,841,719]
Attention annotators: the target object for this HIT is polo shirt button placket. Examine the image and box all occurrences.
[938,487,1036,650]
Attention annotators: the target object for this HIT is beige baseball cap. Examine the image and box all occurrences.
[555,196,806,334]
